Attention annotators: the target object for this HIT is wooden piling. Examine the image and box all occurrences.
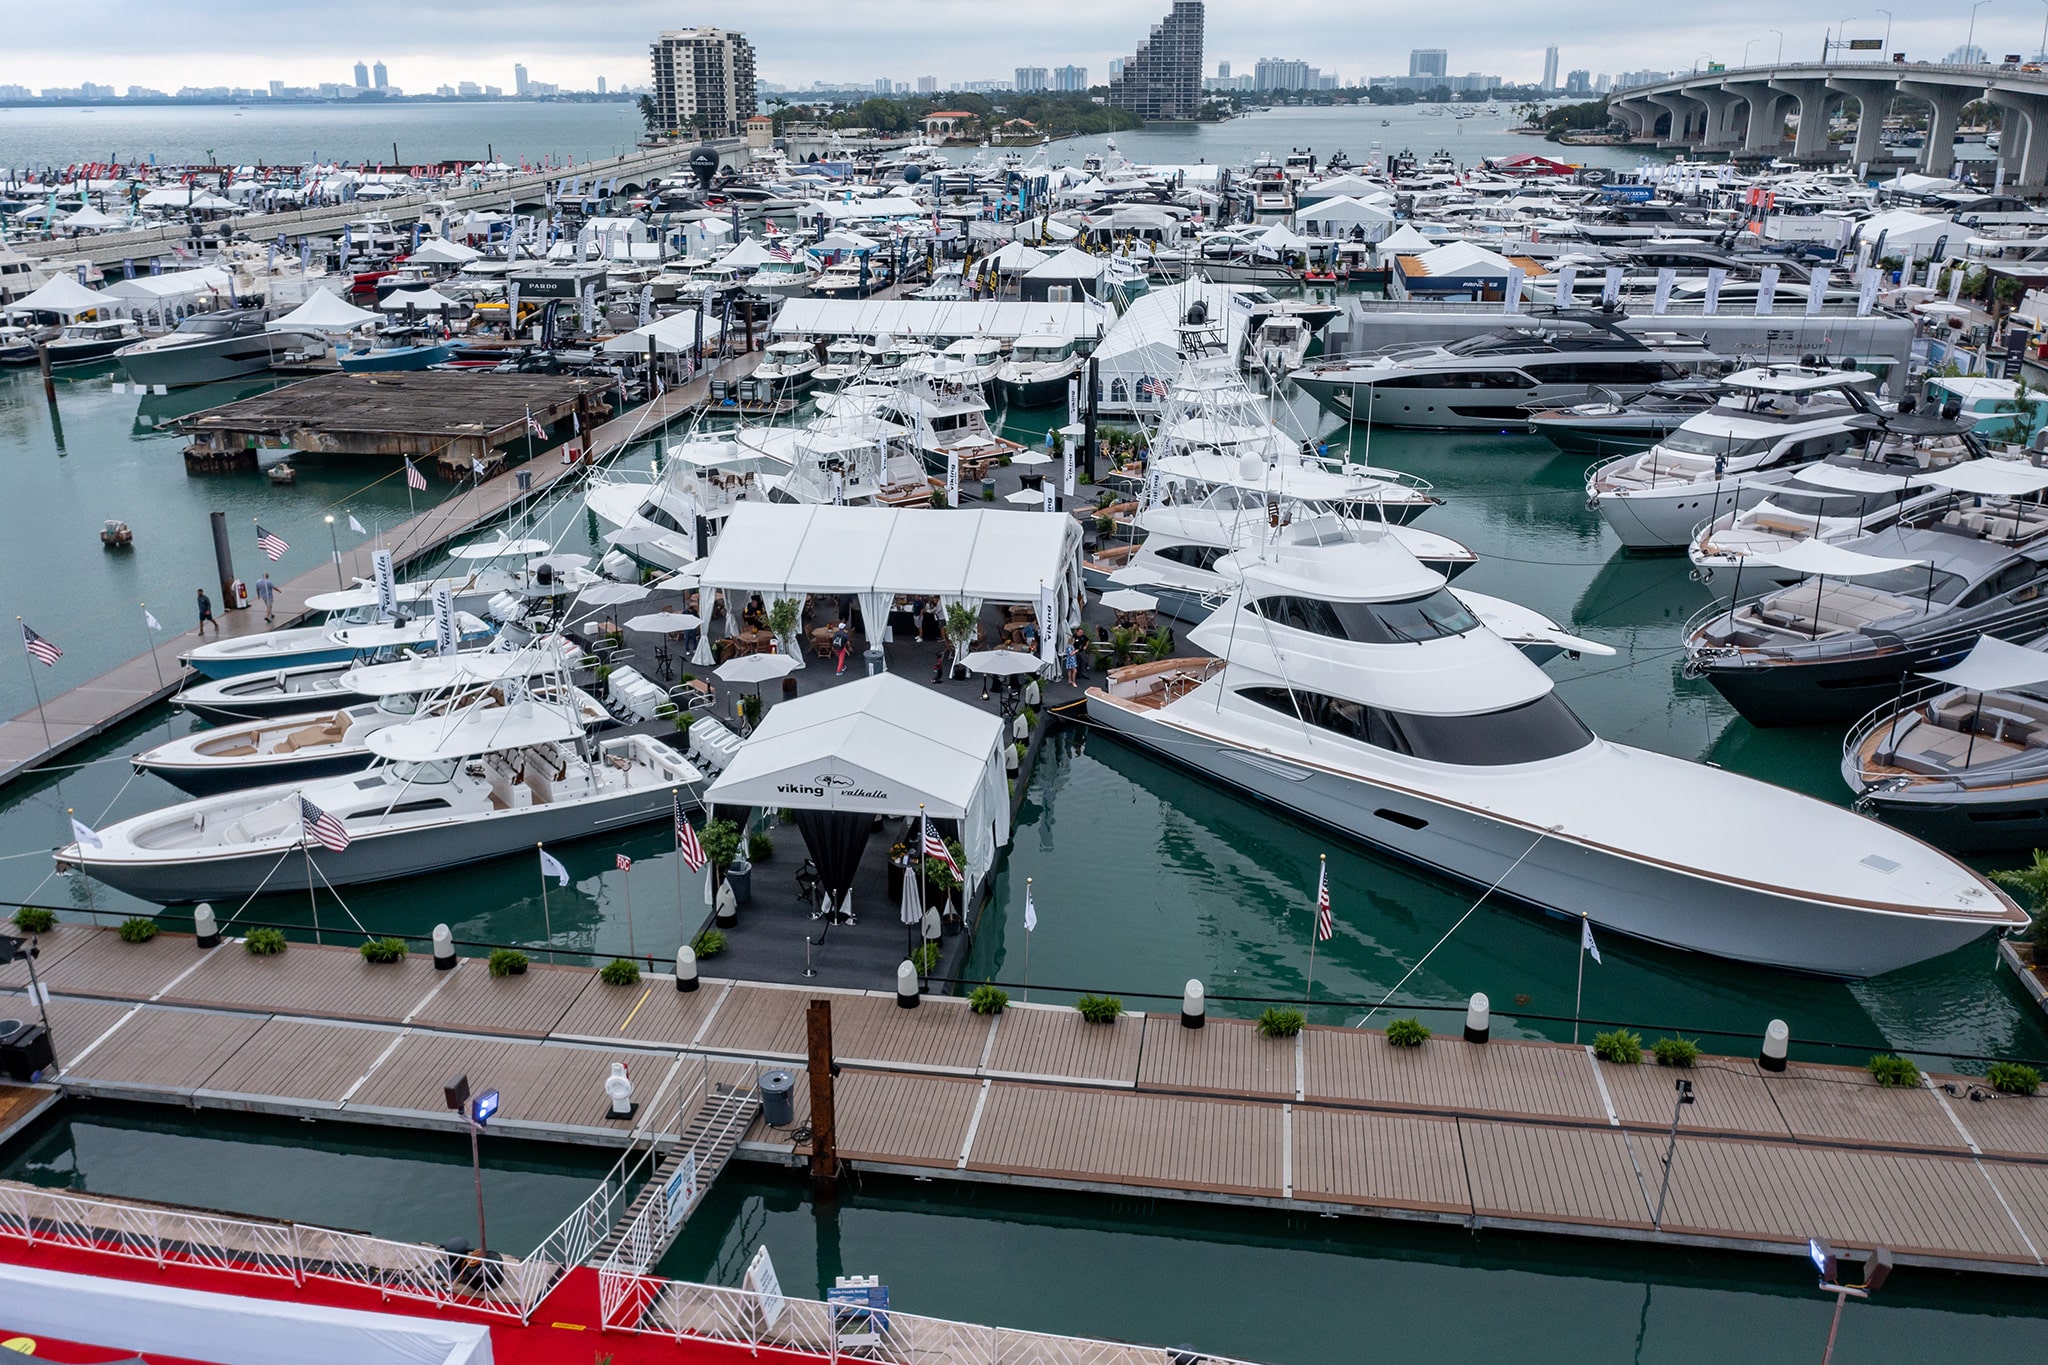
[806,997,837,1193]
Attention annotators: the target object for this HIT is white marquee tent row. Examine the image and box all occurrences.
[692,502,1086,675]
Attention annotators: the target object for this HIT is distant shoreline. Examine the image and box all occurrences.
[0,95,639,111]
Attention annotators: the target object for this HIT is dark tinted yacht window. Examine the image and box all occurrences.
[1251,589,1478,643]
[1240,688,1594,764]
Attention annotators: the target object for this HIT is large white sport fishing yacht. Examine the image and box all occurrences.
[1587,364,1882,550]
[1084,527,2023,977]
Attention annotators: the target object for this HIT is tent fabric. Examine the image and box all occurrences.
[795,808,874,903]
[984,241,1049,272]
[702,672,1011,886]
[769,299,1090,342]
[1374,223,1438,253]
[1920,461,2048,497]
[1295,196,1397,241]
[378,287,462,312]
[1093,281,1256,406]
[1024,246,1106,280]
[406,238,482,265]
[62,204,125,230]
[1402,241,1518,278]
[1761,539,1926,577]
[5,274,106,315]
[1918,634,2048,692]
[599,309,723,354]
[269,287,380,332]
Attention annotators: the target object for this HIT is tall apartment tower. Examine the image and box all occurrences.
[372,61,388,89]
[648,28,758,138]
[514,63,529,95]
[1409,49,1447,79]
[1108,0,1204,120]
[1542,46,1560,90]
[353,61,368,89]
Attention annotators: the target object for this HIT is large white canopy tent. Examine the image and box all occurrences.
[599,308,724,355]
[267,286,379,333]
[4,274,107,318]
[770,299,1091,343]
[702,671,1011,900]
[693,502,1085,672]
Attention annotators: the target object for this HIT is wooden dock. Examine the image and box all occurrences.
[0,434,591,789]
[8,921,2048,1278]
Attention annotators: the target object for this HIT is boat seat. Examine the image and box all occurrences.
[211,744,259,759]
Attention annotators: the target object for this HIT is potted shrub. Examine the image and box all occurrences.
[1108,626,1137,667]
[12,907,54,935]
[593,663,614,699]
[943,602,979,677]
[1257,1007,1305,1039]
[886,842,910,901]
[245,928,287,956]
[747,830,775,863]
[1076,994,1122,1023]
[736,692,763,730]
[1990,850,2048,952]
[1867,1054,1919,1087]
[674,711,696,736]
[700,818,741,900]
[970,984,1009,1015]
[766,598,801,658]
[1592,1029,1643,1064]
[358,937,407,964]
[921,855,961,914]
[1143,627,1173,662]
[1384,1018,1431,1048]
[1988,1062,2041,1096]
[117,917,159,944]
[600,957,641,986]
[690,929,727,958]
[910,942,941,975]
[488,948,529,977]
[1652,1037,1700,1068]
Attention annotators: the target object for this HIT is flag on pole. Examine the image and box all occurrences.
[616,853,633,872]
[1024,881,1037,932]
[143,608,161,632]
[472,457,488,479]
[300,796,351,852]
[349,513,367,535]
[405,456,428,492]
[539,848,570,887]
[920,812,959,878]
[22,624,61,666]
[674,794,706,872]
[1314,860,1333,942]
[70,817,102,849]
[256,525,289,560]
[1581,916,1602,965]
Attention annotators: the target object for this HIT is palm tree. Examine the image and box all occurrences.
[1991,849,2048,945]
[636,94,659,132]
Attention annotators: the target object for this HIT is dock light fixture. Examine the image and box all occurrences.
[1810,1237,1893,1363]
[1464,992,1490,1043]
[443,1071,491,1258]
[1760,1018,1790,1071]
[1652,1077,1696,1228]
[1182,979,1205,1029]
[324,514,342,588]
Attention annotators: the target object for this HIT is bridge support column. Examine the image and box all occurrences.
[1900,81,1977,177]
[1692,88,1747,151]
[1610,97,1660,141]
[1989,90,2048,190]
[1828,78,1899,174]
[1769,80,1843,160]
[1648,92,1707,147]
[1725,82,1793,155]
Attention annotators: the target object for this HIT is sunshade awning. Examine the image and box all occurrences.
[1794,464,1928,494]
[1918,634,2048,692]
[1920,461,2048,497]
[1760,540,1927,577]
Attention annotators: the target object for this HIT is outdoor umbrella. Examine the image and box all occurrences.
[715,653,803,685]
[963,650,1043,676]
[622,612,702,633]
[1100,588,1160,613]
[1012,450,1055,466]
[900,865,923,959]
[451,536,548,559]
[1004,488,1051,505]
[578,581,652,606]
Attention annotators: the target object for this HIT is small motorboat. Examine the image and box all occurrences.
[46,318,141,366]
[337,337,458,373]
[100,519,133,549]
[172,660,384,724]
[179,612,494,679]
[265,463,297,484]
[1526,380,1724,458]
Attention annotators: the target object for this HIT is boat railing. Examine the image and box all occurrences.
[1841,681,1949,782]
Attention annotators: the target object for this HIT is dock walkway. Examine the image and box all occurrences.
[7,922,2048,1277]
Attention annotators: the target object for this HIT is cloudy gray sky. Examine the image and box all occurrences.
[1,2,2025,93]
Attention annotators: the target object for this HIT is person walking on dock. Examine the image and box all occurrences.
[196,588,217,636]
[254,572,276,624]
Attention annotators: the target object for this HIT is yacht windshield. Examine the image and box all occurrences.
[1830,565,1966,604]
[1251,588,1479,643]
[176,316,239,335]
[1241,687,1594,764]
[390,757,458,784]
[1661,429,1778,458]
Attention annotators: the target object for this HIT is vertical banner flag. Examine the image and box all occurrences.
[432,584,457,655]
[1554,264,1576,307]
[1652,267,1675,316]
[1062,434,1075,498]
[1806,269,1832,317]
[1949,266,1965,303]
[1703,267,1725,316]
[1858,268,1881,317]
[1024,880,1037,932]
[1755,265,1779,317]
[1502,265,1524,315]
[945,449,960,508]
[371,550,397,618]
[1037,580,1057,668]
[1042,480,1056,513]
[1601,266,1623,306]
[1582,915,1602,964]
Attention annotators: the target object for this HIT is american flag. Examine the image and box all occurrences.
[920,812,959,879]
[674,793,706,873]
[1137,376,1169,401]
[21,624,61,667]
[526,411,548,440]
[769,241,792,262]
[1314,858,1332,943]
[616,853,633,872]
[300,796,351,852]
[256,525,289,561]
[404,457,428,492]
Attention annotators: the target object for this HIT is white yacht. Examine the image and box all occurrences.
[46,317,141,366]
[62,686,701,903]
[585,433,788,571]
[753,340,821,397]
[1587,365,1881,550]
[812,338,867,390]
[905,336,1004,394]
[874,372,1027,467]
[1085,529,2023,977]
[995,330,1082,409]
[117,310,329,388]
[180,612,493,679]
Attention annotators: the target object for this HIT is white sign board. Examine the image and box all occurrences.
[663,1152,700,1233]
[746,1245,787,1328]
[371,550,397,619]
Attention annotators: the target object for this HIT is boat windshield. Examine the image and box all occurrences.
[1826,565,1967,605]
[1242,687,1594,764]
[1251,588,1479,643]
[176,316,241,335]
[1660,429,1778,458]
[375,694,420,717]
[390,757,458,784]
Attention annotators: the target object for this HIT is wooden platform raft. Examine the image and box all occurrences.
[175,371,615,475]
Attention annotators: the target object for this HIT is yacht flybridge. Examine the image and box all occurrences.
[1587,365,1882,550]
[1085,528,2022,977]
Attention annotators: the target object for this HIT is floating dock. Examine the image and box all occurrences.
[8,922,2048,1279]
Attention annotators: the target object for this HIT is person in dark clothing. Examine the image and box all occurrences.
[831,623,851,676]
[196,588,217,635]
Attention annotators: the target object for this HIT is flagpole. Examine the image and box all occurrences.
[1574,910,1589,1045]
[672,788,685,930]
[537,841,555,964]
[1022,876,1031,1005]
[299,796,322,946]
[1305,854,1325,1005]
[18,618,51,753]
[918,803,928,959]
[139,602,164,691]
[623,858,636,958]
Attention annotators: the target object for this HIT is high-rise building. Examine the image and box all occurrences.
[1053,65,1088,92]
[649,27,757,136]
[458,81,481,97]
[1015,67,1049,92]
[917,76,937,93]
[1108,0,1203,120]
[1218,61,1230,79]
[514,63,529,95]
[1255,57,1312,91]
[353,61,368,89]
[1108,58,1125,80]
[596,76,606,94]
[268,80,284,98]
[1594,73,1612,93]
[1565,69,1590,95]
[372,61,388,89]
[1409,49,1447,78]
[1542,46,1559,89]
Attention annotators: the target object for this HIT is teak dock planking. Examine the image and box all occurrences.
[8,922,2048,1278]
[0,352,766,789]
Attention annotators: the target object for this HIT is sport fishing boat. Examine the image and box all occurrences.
[1586,365,1881,550]
[811,338,867,390]
[753,340,821,397]
[116,309,330,388]
[995,330,1083,408]
[134,650,607,795]
[1684,460,2048,725]
[906,337,1004,395]
[60,687,703,903]
[1686,409,1983,588]
[1525,379,1724,457]
[173,659,387,725]
[180,612,493,679]
[1291,315,1720,430]
[1085,528,2023,977]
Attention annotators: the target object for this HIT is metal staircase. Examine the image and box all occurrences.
[591,1076,759,1272]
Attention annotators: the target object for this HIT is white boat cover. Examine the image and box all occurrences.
[365,699,582,761]
[1760,540,1926,577]
[1919,460,2048,497]
[1918,634,2048,692]
[1793,463,1928,494]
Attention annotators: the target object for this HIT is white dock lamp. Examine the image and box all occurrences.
[1810,1237,1892,1364]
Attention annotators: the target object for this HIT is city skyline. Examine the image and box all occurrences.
[3,3,2029,98]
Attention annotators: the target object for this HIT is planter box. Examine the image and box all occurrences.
[2000,938,2048,1016]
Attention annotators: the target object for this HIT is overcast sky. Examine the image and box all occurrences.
[2,3,2029,93]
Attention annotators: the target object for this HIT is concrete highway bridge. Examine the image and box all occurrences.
[1611,61,2048,187]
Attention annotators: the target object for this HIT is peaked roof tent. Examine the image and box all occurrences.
[4,274,106,316]
[267,287,379,333]
[769,299,1093,342]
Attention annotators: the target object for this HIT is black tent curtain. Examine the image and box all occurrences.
[795,809,874,902]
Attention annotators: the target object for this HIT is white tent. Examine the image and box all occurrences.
[983,241,1049,273]
[1093,281,1254,411]
[599,309,724,354]
[1403,240,1519,278]
[1374,223,1439,254]
[1254,224,1311,257]
[4,274,105,317]
[267,287,379,333]
[720,237,777,268]
[769,299,1090,342]
[138,187,237,213]
[1024,246,1106,282]
[378,287,462,312]
[1295,195,1397,242]
[1856,209,1956,260]
[1297,173,1392,206]
[60,205,125,232]
[406,238,481,266]
[702,671,1011,888]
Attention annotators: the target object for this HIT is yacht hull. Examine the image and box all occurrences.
[137,747,375,797]
[996,371,1075,409]
[1085,695,2000,977]
[1596,481,1776,550]
[171,666,372,724]
[1697,648,1977,728]
[1851,782,2048,855]
[68,786,676,904]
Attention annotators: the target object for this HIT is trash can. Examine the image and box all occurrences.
[864,646,884,677]
[758,1069,796,1127]
[0,1020,53,1082]
[725,857,753,905]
